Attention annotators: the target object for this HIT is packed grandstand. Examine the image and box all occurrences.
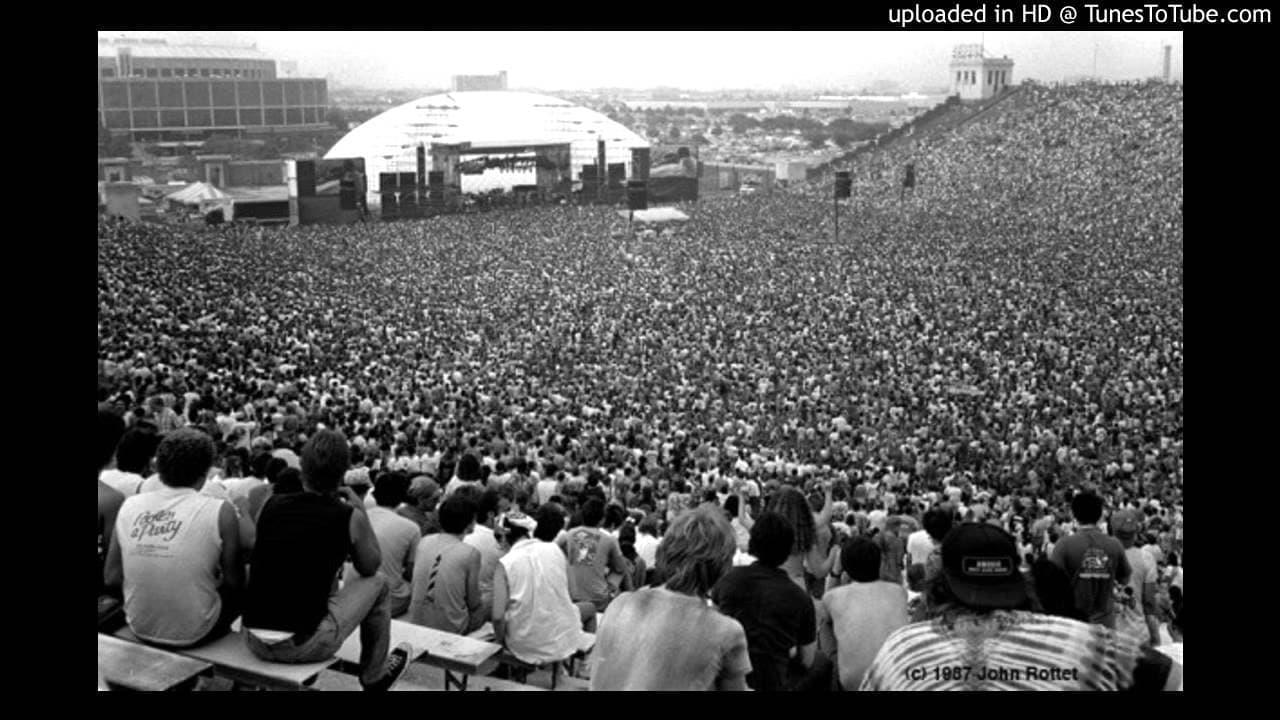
[98,78,1183,692]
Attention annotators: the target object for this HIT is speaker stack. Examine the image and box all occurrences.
[381,172,398,219]
[627,179,648,211]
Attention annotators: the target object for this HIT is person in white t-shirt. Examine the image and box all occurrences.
[635,516,661,574]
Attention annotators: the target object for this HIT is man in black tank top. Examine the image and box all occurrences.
[243,429,411,691]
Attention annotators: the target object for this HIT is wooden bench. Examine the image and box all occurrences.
[335,619,503,691]
[467,623,595,690]
[113,622,337,691]
[99,633,213,692]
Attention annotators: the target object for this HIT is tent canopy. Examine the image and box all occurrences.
[165,182,229,205]
[618,207,690,224]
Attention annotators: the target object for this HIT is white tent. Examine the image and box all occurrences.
[165,182,229,207]
[618,207,690,224]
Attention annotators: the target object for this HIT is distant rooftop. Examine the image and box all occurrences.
[98,32,269,61]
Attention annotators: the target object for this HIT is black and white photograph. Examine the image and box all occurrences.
[98,24,1188,692]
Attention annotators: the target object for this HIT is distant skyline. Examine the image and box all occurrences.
[98,31,1183,92]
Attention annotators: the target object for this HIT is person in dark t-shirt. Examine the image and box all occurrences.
[243,430,410,691]
[1050,491,1131,629]
[712,511,817,691]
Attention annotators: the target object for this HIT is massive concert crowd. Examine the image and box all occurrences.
[98,80,1183,691]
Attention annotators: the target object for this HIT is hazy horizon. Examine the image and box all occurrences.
[98,30,1184,93]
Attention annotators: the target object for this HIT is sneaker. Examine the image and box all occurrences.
[361,642,413,692]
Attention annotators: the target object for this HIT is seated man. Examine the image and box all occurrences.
[558,498,631,614]
[408,494,488,634]
[104,428,244,648]
[242,430,411,692]
[398,475,443,536]
[100,425,160,497]
[492,511,592,665]
[98,407,127,632]
[712,511,817,691]
[344,472,421,617]
[820,537,909,690]
[590,505,751,691]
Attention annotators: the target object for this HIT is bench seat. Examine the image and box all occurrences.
[98,633,212,692]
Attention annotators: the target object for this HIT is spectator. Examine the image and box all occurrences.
[590,505,751,691]
[344,471,421,617]
[460,487,503,610]
[635,516,662,577]
[1112,509,1161,647]
[1051,492,1131,629]
[408,493,488,634]
[820,536,909,690]
[242,429,411,692]
[767,486,834,594]
[101,425,160,497]
[492,511,593,665]
[399,475,443,536]
[860,523,1179,690]
[558,497,631,613]
[906,508,952,592]
[444,453,484,498]
[105,428,243,647]
[98,406,127,631]
[712,511,817,691]
[617,523,649,594]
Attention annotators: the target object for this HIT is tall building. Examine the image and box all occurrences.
[97,34,329,142]
[451,71,508,92]
[949,45,1014,101]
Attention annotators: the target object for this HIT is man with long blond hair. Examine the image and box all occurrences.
[590,505,751,691]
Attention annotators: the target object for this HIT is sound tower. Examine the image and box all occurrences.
[627,180,648,211]
[416,145,427,191]
[427,171,444,207]
[597,139,606,192]
[296,160,316,197]
[380,172,398,192]
[607,163,625,190]
[401,191,418,218]
[631,147,650,181]
[581,165,598,201]
[416,145,428,208]
[834,171,851,199]
[381,190,398,219]
[398,172,416,190]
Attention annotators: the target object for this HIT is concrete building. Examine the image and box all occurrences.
[949,44,1014,101]
[451,71,508,92]
[98,33,329,142]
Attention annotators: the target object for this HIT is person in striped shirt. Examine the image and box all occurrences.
[860,522,1181,691]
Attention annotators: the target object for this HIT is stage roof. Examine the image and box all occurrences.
[326,91,649,193]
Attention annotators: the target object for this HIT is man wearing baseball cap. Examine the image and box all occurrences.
[860,522,1180,690]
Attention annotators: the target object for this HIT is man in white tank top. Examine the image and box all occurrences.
[105,429,244,648]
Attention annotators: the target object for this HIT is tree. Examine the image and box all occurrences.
[804,131,829,149]
[691,133,709,146]
[710,125,723,137]
[325,107,348,130]
[668,124,681,141]
[728,113,757,134]
[647,127,661,139]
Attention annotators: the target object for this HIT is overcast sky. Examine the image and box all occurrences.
[100,31,1183,91]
